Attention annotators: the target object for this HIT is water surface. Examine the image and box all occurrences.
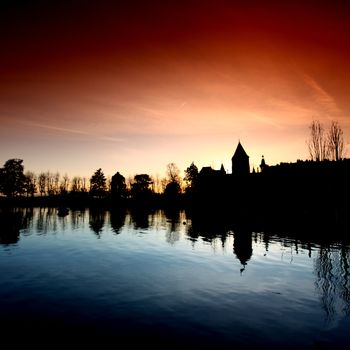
[0,207,349,348]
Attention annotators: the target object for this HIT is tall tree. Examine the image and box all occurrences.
[328,120,344,161]
[38,172,47,196]
[60,174,70,195]
[164,163,182,199]
[111,172,127,199]
[166,163,181,183]
[71,176,82,193]
[131,174,153,198]
[0,159,26,197]
[184,162,199,189]
[24,171,37,197]
[307,120,327,161]
[89,168,106,197]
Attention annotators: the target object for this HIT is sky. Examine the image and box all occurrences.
[1,0,350,179]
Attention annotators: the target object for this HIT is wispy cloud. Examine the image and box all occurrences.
[254,115,285,129]
[302,74,341,115]
[19,120,124,143]
[20,121,90,135]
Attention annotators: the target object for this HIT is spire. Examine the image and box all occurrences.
[231,141,250,175]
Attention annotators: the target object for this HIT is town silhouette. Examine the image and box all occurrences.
[0,119,349,237]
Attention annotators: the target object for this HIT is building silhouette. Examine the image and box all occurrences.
[232,141,250,175]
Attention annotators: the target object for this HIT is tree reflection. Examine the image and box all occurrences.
[187,209,231,245]
[164,208,182,245]
[110,208,126,234]
[0,208,33,244]
[70,209,86,230]
[260,227,350,322]
[36,207,58,234]
[314,243,350,322]
[89,209,106,237]
[130,208,150,230]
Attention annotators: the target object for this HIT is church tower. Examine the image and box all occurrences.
[231,142,250,175]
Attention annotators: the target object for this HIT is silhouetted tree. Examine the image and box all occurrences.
[166,162,181,183]
[164,181,181,198]
[328,120,344,161]
[60,174,70,195]
[307,120,327,161]
[163,163,182,200]
[53,172,60,194]
[184,162,198,189]
[38,172,47,196]
[24,171,37,197]
[131,174,153,199]
[111,171,127,199]
[0,159,26,197]
[46,171,56,195]
[89,168,106,197]
[71,176,82,193]
[81,177,88,192]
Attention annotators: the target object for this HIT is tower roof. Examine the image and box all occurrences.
[232,142,249,160]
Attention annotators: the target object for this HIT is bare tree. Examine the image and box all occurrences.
[38,172,47,196]
[307,120,327,161]
[152,174,163,193]
[166,163,181,183]
[53,172,60,195]
[24,171,37,197]
[81,177,88,192]
[60,174,70,194]
[46,171,55,195]
[328,121,344,161]
[71,176,82,193]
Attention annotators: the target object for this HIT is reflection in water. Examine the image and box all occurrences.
[0,207,349,328]
[187,210,231,246]
[36,207,60,234]
[233,226,253,273]
[164,209,184,245]
[110,208,126,234]
[130,209,150,229]
[0,208,33,244]
[70,209,87,230]
[89,209,106,236]
[314,244,350,323]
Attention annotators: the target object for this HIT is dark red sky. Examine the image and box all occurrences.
[1,0,350,176]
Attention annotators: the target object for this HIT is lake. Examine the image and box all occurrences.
[0,207,349,348]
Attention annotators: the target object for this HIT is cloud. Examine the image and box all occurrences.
[302,74,341,115]
[19,120,124,143]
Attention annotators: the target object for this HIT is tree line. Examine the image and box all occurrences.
[0,159,199,200]
[0,120,347,200]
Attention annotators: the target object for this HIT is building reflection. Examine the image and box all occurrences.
[0,207,349,323]
[233,226,253,273]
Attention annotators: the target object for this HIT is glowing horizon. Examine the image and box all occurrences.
[1,1,349,179]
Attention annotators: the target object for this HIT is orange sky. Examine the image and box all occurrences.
[1,0,350,178]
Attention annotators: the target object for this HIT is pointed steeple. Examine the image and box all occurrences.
[232,141,250,175]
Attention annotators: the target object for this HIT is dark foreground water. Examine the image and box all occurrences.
[0,207,349,348]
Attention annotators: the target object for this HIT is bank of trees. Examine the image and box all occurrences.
[0,159,200,201]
